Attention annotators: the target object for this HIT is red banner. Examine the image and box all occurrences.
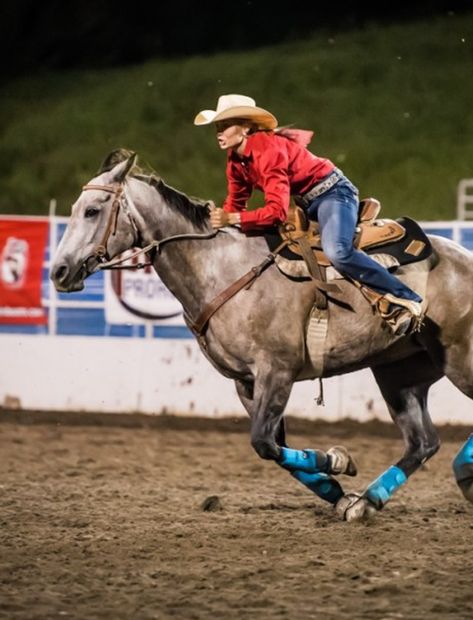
[0,218,49,324]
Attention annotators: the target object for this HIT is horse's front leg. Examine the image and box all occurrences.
[235,370,355,506]
[235,378,288,447]
[337,354,441,522]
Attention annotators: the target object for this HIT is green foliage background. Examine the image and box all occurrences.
[1,13,472,219]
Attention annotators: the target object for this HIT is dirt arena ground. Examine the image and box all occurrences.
[0,411,472,620]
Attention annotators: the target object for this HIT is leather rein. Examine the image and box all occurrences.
[81,181,288,338]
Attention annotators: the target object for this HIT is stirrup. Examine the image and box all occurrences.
[377,294,423,336]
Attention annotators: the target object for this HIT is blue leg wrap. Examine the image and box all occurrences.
[364,465,407,510]
[291,470,344,505]
[279,447,327,474]
[453,434,473,483]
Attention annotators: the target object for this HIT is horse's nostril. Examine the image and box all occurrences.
[53,264,68,283]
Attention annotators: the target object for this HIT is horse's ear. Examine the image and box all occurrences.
[111,152,137,183]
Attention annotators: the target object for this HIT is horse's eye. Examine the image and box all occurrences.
[84,206,99,218]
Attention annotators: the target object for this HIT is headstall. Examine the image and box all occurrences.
[81,182,138,262]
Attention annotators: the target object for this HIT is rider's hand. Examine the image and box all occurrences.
[209,207,240,229]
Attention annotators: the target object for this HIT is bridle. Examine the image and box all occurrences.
[81,181,219,272]
[82,182,139,263]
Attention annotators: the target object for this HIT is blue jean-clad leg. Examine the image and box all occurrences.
[309,182,422,301]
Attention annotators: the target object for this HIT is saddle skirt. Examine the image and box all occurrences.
[264,198,432,279]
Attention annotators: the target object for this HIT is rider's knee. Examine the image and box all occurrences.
[323,240,353,268]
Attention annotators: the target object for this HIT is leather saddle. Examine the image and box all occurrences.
[265,198,432,270]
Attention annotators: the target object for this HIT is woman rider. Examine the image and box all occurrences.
[194,94,423,336]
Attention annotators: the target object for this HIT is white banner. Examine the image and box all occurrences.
[104,250,185,325]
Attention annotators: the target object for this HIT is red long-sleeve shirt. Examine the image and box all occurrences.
[222,131,335,231]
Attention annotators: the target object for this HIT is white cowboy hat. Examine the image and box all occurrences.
[194,94,278,130]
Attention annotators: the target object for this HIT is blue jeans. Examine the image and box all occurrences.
[306,172,422,301]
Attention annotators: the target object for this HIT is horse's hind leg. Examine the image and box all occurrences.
[440,347,473,504]
[337,352,442,521]
[235,372,354,505]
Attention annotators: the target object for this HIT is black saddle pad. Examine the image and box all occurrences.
[372,217,432,267]
[263,216,432,268]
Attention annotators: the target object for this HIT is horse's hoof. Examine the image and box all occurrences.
[335,493,377,522]
[345,497,377,522]
[327,445,358,477]
[334,493,361,519]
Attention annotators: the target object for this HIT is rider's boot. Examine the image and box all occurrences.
[377,293,424,336]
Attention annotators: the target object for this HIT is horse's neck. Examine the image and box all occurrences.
[153,229,265,318]
[130,182,263,317]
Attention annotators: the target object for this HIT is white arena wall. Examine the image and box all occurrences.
[1,333,472,425]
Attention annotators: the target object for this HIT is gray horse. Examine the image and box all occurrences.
[51,153,473,522]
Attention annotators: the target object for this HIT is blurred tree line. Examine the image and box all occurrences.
[2,10,472,218]
[1,0,470,80]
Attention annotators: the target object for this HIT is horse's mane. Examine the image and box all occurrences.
[143,176,210,229]
[99,149,210,229]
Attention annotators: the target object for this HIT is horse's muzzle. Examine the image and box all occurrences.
[51,261,86,292]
